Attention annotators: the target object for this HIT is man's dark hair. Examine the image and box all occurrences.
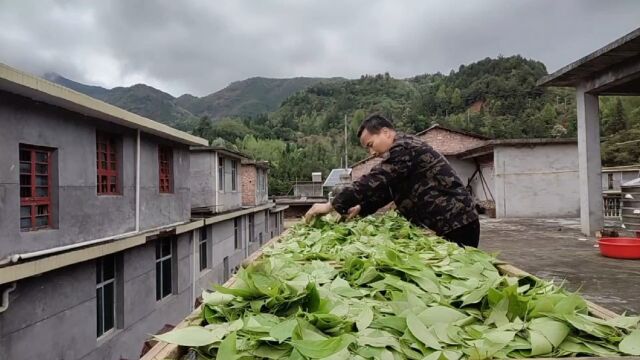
[357,114,395,138]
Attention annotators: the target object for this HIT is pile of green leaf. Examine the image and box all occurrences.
[156,212,640,359]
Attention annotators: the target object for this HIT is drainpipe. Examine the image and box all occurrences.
[214,152,220,213]
[192,229,197,309]
[136,129,141,232]
[1,221,187,264]
[0,283,17,313]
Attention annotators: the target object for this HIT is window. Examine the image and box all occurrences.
[259,170,267,192]
[159,146,173,193]
[199,227,208,271]
[234,218,241,249]
[20,145,53,231]
[155,238,174,301]
[231,160,238,191]
[265,210,269,235]
[96,255,116,337]
[607,173,614,190]
[223,256,230,282]
[96,132,119,195]
[248,214,255,243]
[218,156,225,191]
[259,232,263,245]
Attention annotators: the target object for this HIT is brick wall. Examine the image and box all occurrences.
[241,164,257,206]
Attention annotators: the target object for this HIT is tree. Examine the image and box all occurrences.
[193,116,213,139]
[603,98,627,136]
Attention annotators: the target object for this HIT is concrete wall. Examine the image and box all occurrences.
[189,152,242,212]
[0,208,282,360]
[0,233,195,360]
[190,152,215,209]
[0,91,190,259]
[494,144,579,218]
[219,157,242,212]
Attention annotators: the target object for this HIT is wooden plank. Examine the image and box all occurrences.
[497,264,619,320]
[141,230,288,360]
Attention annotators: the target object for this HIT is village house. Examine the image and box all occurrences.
[0,63,284,360]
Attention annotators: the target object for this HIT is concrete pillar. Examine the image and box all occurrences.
[576,85,603,235]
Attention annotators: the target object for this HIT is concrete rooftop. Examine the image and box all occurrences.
[480,217,640,315]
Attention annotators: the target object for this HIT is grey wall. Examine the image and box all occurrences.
[189,152,242,212]
[0,209,283,360]
[190,152,215,209]
[0,232,195,360]
[0,91,191,259]
[219,157,242,211]
[494,144,579,218]
[139,134,191,230]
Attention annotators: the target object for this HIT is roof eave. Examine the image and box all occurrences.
[0,63,208,146]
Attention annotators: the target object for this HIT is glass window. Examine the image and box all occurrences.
[155,238,173,300]
[96,255,116,337]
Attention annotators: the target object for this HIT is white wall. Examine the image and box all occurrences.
[494,144,579,218]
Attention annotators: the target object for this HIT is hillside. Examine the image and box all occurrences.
[180,77,343,119]
[45,73,335,129]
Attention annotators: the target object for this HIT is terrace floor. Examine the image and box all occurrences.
[479,217,640,315]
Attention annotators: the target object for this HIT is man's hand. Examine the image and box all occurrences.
[304,202,333,223]
[346,205,361,220]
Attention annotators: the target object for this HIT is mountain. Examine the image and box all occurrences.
[44,72,110,99]
[180,77,344,119]
[44,73,337,129]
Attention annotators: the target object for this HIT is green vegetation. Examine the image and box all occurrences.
[155,212,640,359]
[49,56,640,195]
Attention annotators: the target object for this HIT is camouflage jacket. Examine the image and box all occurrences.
[332,133,477,235]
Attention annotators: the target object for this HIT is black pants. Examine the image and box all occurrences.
[442,219,480,248]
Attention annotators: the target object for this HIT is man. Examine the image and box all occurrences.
[304,114,480,247]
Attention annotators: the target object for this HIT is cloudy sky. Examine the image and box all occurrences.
[1,0,639,97]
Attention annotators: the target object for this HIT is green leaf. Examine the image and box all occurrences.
[620,329,640,355]
[291,334,355,358]
[529,330,553,356]
[202,291,236,306]
[356,306,374,331]
[269,319,298,342]
[485,297,509,327]
[153,326,221,347]
[406,315,442,349]
[217,332,238,360]
[529,317,569,348]
[418,306,467,326]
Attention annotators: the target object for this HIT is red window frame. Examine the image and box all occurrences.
[159,146,173,193]
[19,145,52,231]
[96,132,119,195]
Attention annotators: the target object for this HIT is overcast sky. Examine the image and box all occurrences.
[1,0,639,97]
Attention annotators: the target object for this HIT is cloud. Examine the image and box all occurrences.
[1,0,638,96]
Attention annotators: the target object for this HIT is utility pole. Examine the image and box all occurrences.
[344,114,348,170]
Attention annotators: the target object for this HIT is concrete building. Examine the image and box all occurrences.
[602,165,640,192]
[190,146,248,214]
[458,139,579,218]
[538,27,640,235]
[0,63,282,360]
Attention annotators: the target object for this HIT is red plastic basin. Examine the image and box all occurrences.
[598,237,640,259]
